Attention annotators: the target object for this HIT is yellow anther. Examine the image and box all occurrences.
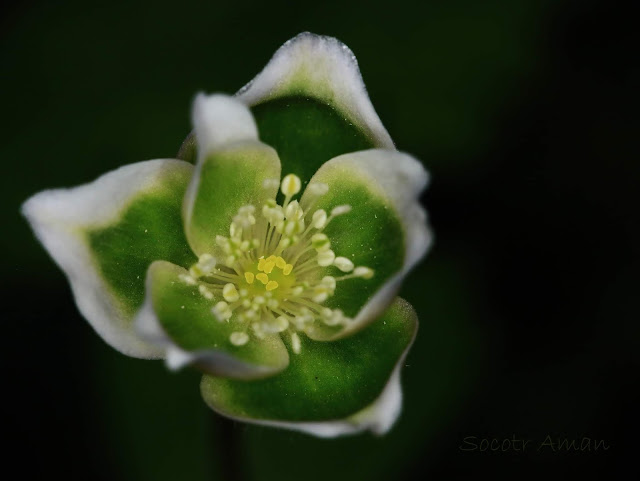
[283,263,293,275]
[275,256,286,269]
[256,273,269,285]
[266,280,279,291]
[244,272,255,284]
[266,255,277,262]
[264,260,275,274]
[281,173,301,196]
[257,257,266,271]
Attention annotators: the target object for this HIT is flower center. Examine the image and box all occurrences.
[179,174,374,353]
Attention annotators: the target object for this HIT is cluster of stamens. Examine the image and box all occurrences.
[179,174,374,353]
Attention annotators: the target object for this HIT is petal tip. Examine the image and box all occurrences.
[192,93,259,158]
[237,32,394,148]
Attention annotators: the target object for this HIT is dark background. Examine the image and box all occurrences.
[2,0,637,479]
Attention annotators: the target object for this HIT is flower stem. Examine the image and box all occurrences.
[216,415,244,481]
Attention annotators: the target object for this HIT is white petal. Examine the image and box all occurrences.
[191,93,258,159]
[237,32,394,148]
[21,159,193,358]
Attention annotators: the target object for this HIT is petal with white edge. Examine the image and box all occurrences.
[299,149,432,340]
[135,261,289,379]
[237,32,393,149]
[22,159,196,358]
[183,94,281,255]
[200,297,417,437]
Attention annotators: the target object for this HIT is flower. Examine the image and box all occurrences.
[22,33,432,437]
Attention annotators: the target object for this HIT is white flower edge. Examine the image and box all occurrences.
[201,298,418,438]
[21,159,194,358]
[236,32,394,149]
[134,261,289,379]
[182,93,282,255]
[183,93,259,223]
[303,149,432,340]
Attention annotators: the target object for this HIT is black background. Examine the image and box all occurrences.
[2,0,637,479]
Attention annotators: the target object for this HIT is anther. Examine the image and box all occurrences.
[354,266,375,279]
[223,283,239,302]
[331,205,352,216]
[311,233,330,251]
[291,332,301,354]
[312,209,327,228]
[281,174,301,196]
[333,256,354,272]
[230,332,249,346]
[317,249,336,267]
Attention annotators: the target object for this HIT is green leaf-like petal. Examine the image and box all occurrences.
[237,33,393,187]
[183,94,281,255]
[301,149,431,339]
[136,261,289,379]
[237,33,393,149]
[22,159,196,357]
[251,97,375,189]
[183,141,281,255]
[200,297,417,437]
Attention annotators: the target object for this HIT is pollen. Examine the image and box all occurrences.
[256,273,269,284]
[180,173,375,353]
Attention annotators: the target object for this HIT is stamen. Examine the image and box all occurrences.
[281,174,302,196]
[291,332,301,354]
[353,266,375,279]
[333,256,354,273]
[230,332,249,346]
[223,283,239,302]
[181,174,373,353]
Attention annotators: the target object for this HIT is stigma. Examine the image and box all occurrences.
[179,174,374,353]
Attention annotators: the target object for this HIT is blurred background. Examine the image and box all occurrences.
[1,0,637,479]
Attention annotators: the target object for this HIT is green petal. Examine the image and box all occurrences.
[22,159,196,357]
[200,298,417,437]
[183,94,281,255]
[301,149,431,339]
[136,261,289,379]
[183,140,281,255]
[238,33,393,149]
[251,97,375,190]
[237,33,392,187]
